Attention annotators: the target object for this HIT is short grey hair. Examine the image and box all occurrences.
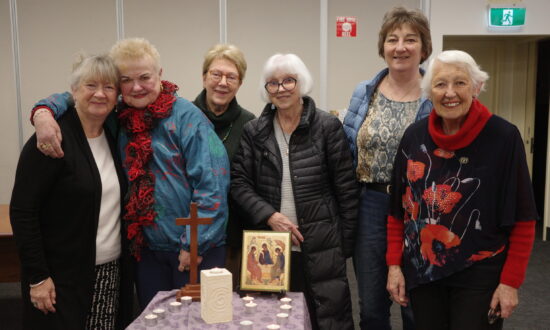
[259,53,313,103]
[421,50,489,98]
[70,53,119,90]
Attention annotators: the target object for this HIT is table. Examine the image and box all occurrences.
[127,290,312,329]
[0,204,20,282]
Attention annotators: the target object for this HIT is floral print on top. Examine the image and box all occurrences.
[356,91,420,183]
[390,115,538,290]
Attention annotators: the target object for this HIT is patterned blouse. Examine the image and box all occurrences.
[356,91,420,183]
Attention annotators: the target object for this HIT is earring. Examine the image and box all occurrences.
[271,104,276,110]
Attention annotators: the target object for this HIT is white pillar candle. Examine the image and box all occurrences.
[144,313,158,326]
[239,320,254,329]
[152,308,165,319]
[168,301,182,312]
[280,304,292,315]
[276,312,289,325]
[279,297,292,305]
[200,268,233,324]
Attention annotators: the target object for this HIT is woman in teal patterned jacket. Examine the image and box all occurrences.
[30,38,229,310]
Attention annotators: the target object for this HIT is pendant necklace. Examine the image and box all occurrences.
[220,122,233,143]
[384,75,420,102]
[281,130,290,155]
[276,115,291,155]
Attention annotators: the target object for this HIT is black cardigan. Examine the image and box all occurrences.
[231,96,359,329]
[10,107,133,329]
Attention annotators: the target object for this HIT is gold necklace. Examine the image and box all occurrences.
[383,76,420,102]
[220,122,233,143]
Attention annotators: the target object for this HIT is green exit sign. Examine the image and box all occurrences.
[489,7,526,27]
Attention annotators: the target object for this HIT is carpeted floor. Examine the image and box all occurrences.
[1,239,549,329]
[347,239,550,329]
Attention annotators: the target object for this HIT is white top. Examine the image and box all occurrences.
[273,120,300,252]
[88,131,121,265]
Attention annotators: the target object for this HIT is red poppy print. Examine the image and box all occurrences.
[434,148,455,159]
[407,160,425,182]
[402,187,419,220]
[422,184,462,214]
[467,245,505,262]
[420,224,461,266]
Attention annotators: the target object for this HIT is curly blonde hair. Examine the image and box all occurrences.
[109,38,161,72]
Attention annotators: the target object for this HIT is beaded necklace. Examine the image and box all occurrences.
[221,122,233,143]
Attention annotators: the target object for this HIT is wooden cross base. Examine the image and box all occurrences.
[175,202,213,303]
[176,284,201,302]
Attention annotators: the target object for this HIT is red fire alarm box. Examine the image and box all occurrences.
[336,16,357,37]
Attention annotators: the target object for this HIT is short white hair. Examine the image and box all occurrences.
[421,50,489,98]
[259,53,313,102]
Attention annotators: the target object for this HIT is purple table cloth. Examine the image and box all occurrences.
[126,290,312,329]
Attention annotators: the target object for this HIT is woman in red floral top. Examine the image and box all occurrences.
[386,50,538,330]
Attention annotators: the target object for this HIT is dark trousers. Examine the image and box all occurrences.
[290,251,319,330]
[135,245,226,310]
[409,280,503,330]
[353,186,415,330]
[225,245,242,290]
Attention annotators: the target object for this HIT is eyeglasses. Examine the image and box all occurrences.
[487,307,501,325]
[208,70,240,85]
[265,77,297,94]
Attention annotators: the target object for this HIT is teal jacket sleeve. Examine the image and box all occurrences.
[180,118,230,255]
[32,92,73,120]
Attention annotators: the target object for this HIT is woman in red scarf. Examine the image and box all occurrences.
[386,50,537,329]
[28,38,230,310]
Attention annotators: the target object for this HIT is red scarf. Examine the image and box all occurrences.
[118,80,178,260]
[428,98,492,151]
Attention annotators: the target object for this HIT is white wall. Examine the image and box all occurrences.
[429,0,550,56]
[327,0,420,111]
[2,0,550,204]
[0,0,20,204]
[123,0,219,101]
[228,0,321,115]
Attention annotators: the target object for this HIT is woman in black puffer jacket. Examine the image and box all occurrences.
[231,53,359,330]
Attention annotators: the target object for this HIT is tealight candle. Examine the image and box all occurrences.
[280,304,292,315]
[152,308,165,319]
[242,295,255,305]
[181,296,192,306]
[144,313,158,326]
[279,297,292,305]
[276,312,289,325]
[245,302,257,314]
[239,320,253,329]
[266,324,281,329]
[168,301,182,312]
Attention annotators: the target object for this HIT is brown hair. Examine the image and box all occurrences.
[378,6,432,64]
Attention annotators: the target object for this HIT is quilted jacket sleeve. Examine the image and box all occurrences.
[230,122,277,229]
[324,115,359,258]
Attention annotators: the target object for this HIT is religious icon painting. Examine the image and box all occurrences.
[240,230,291,292]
